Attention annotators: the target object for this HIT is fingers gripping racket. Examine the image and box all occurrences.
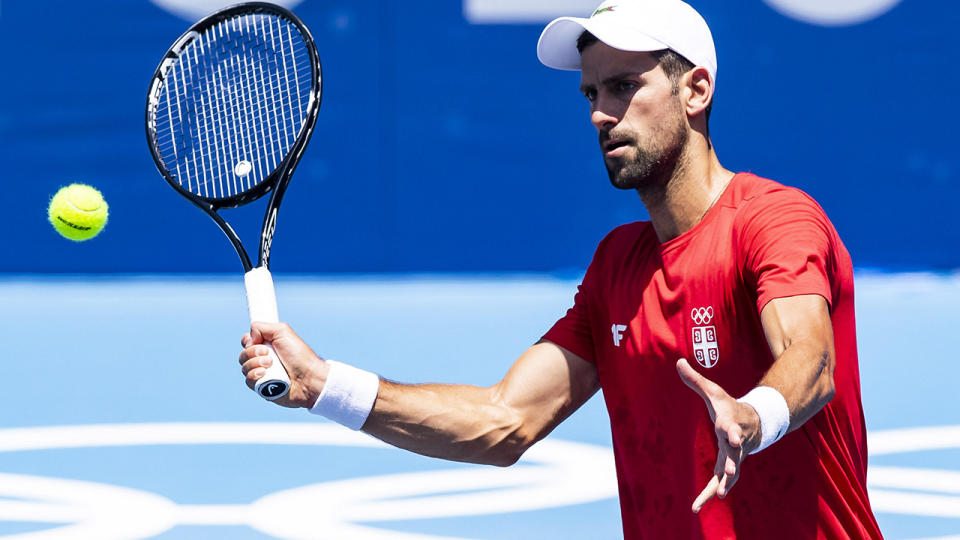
[145,2,322,400]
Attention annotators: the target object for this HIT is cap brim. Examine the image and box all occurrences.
[537,17,670,71]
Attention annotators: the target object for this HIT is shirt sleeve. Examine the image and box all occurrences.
[541,234,613,365]
[738,188,836,314]
[542,280,596,363]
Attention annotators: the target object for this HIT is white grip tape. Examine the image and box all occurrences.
[309,360,380,430]
[243,266,290,401]
[244,266,279,324]
[737,386,791,454]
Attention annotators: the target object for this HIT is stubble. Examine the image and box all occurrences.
[603,103,689,196]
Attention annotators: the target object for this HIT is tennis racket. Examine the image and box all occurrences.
[145,2,322,401]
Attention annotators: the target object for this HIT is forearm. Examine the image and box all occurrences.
[758,337,835,432]
[756,294,836,434]
[363,380,528,467]
[240,330,594,467]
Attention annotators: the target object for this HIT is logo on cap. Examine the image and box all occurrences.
[592,6,616,17]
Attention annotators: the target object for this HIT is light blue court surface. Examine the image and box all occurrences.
[1,272,957,539]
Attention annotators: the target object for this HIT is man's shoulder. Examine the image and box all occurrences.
[583,221,656,271]
[598,221,654,249]
[731,173,828,222]
[733,173,823,209]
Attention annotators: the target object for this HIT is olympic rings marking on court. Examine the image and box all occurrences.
[0,423,956,539]
[691,306,714,325]
[0,423,618,540]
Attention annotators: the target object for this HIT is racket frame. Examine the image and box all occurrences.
[145,2,323,400]
[145,1,323,272]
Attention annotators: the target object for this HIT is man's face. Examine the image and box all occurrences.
[579,43,688,191]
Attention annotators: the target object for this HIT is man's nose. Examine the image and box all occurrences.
[591,104,618,132]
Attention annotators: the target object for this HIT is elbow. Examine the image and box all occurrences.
[482,450,525,468]
[818,349,836,406]
[471,409,536,467]
[821,380,835,407]
[482,433,537,467]
[475,429,535,467]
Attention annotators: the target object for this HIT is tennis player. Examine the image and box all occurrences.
[239,0,883,537]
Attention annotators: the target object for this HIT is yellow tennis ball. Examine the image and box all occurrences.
[48,184,109,241]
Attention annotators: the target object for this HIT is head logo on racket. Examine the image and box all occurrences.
[260,381,289,399]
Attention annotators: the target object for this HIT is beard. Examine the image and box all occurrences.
[602,109,688,192]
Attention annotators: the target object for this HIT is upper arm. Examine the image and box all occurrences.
[739,188,839,393]
[760,294,834,359]
[738,189,835,315]
[491,340,600,445]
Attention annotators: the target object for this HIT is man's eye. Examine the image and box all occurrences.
[583,89,597,102]
[617,81,637,92]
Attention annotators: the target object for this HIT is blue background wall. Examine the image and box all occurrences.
[1,0,956,273]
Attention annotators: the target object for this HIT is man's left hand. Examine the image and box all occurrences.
[676,358,762,513]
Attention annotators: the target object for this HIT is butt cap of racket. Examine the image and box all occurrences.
[254,343,290,400]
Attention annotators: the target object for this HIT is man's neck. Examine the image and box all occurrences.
[639,147,734,243]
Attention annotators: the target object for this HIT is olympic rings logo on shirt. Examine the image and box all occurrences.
[691,306,714,325]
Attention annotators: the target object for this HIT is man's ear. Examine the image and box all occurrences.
[682,66,713,119]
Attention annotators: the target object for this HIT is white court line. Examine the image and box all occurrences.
[870,425,960,455]
[0,422,617,540]
[0,423,957,538]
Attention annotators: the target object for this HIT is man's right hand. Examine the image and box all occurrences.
[239,322,328,409]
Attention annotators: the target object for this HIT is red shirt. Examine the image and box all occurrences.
[543,173,883,539]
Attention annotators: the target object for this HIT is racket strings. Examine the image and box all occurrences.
[153,13,315,200]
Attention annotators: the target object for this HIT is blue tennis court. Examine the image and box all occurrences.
[1,273,957,539]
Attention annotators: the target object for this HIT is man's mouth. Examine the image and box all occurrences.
[603,139,631,156]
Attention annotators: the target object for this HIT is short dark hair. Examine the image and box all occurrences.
[576,31,712,124]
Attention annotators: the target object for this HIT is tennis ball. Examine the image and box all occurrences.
[48,184,109,241]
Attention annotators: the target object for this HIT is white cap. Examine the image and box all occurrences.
[537,0,717,81]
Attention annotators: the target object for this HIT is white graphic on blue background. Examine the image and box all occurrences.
[761,0,903,26]
[148,0,906,30]
[0,423,617,540]
[463,0,903,26]
[150,0,304,21]
[0,422,956,539]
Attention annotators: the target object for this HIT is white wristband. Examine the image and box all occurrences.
[737,386,790,454]
[309,360,380,430]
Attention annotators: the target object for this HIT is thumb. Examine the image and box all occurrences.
[250,321,287,344]
[676,358,709,396]
[677,358,719,420]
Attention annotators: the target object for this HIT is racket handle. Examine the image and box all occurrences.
[244,266,291,401]
[254,343,291,400]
